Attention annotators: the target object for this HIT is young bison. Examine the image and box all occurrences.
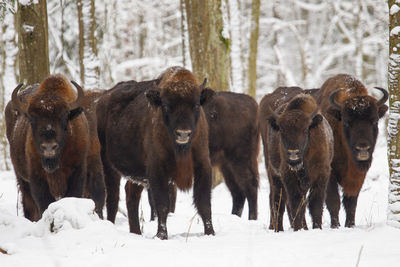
[96,68,215,239]
[5,74,105,220]
[316,74,388,228]
[259,88,333,231]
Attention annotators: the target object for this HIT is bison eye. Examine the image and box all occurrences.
[194,104,200,110]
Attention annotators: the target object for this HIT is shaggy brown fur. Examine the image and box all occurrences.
[259,87,333,231]
[316,74,388,228]
[154,67,260,220]
[97,68,215,239]
[5,75,105,220]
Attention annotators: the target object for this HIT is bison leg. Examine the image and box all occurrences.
[308,178,328,229]
[168,182,177,213]
[244,166,259,221]
[325,176,341,228]
[149,167,170,240]
[268,174,286,232]
[125,182,144,235]
[66,163,86,198]
[86,155,106,219]
[147,189,157,221]
[220,164,246,217]
[284,173,308,231]
[103,158,121,223]
[193,160,215,236]
[148,182,177,221]
[343,194,358,228]
[17,177,40,221]
[29,176,55,216]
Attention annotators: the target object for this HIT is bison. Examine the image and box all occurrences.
[316,74,388,228]
[150,67,260,220]
[96,68,215,239]
[259,87,333,231]
[5,74,106,220]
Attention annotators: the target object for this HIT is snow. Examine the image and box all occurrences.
[0,120,399,266]
[390,4,400,15]
[390,26,400,36]
[18,0,38,6]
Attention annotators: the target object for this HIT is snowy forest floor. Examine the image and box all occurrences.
[0,121,399,267]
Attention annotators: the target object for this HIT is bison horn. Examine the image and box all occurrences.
[374,87,388,106]
[266,104,278,121]
[329,89,342,110]
[11,83,28,114]
[69,81,85,110]
[200,78,207,89]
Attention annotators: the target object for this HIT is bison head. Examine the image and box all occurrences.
[11,81,84,173]
[328,87,388,171]
[268,98,323,171]
[145,79,214,156]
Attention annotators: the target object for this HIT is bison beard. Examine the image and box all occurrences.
[41,157,59,173]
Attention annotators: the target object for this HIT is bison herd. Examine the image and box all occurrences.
[5,67,388,239]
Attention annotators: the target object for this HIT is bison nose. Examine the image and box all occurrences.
[355,144,370,161]
[288,149,300,161]
[175,129,192,144]
[355,144,370,151]
[40,142,59,158]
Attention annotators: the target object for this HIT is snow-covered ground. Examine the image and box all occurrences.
[0,120,399,266]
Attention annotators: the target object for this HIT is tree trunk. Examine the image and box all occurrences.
[0,11,16,171]
[185,0,231,187]
[77,0,99,89]
[17,0,49,84]
[247,0,260,97]
[388,0,400,228]
[185,0,231,91]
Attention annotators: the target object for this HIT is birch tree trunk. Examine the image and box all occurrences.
[247,0,260,97]
[17,0,49,84]
[0,11,16,171]
[388,0,400,228]
[77,0,99,89]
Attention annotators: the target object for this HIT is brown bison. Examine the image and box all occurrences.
[96,68,215,239]
[150,67,260,220]
[259,87,333,231]
[5,74,105,220]
[317,74,388,228]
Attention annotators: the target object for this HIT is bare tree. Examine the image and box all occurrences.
[77,0,99,89]
[247,0,260,97]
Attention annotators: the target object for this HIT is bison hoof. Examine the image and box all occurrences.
[345,221,355,228]
[205,228,215,236]
[330,218,340,228]
[204,220,215,236]
[312,222,322,229]
[156,230,168,240]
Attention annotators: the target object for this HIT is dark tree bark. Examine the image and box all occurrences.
[16,0,49,84]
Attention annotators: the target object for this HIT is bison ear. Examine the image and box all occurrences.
[327,107,341,121]
[200,88,215,105]
[68,107,83,121]
[269,117,279,131]
[378,104,388,118]
[310,114,323,129]
[145,90,161,107]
